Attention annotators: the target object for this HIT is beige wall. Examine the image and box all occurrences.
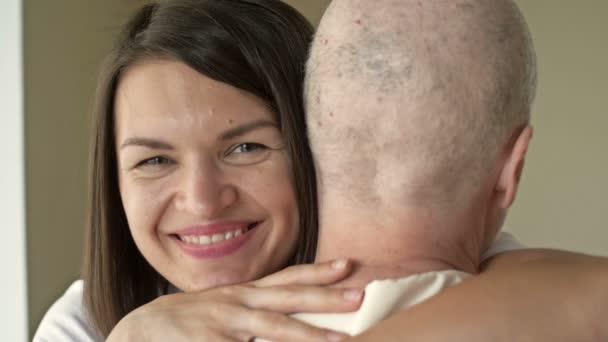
[24,0,141,335]
[25,0,607,336]
[284,0,329,25]
[507,0,608,255]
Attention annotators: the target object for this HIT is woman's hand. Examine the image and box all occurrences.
[106,259,361,342]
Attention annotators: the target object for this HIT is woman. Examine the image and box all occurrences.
[35,0,605,341]
[36,1,360,340]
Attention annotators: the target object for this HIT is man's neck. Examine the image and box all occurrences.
[315,200,485,288]
[330,258,462,288]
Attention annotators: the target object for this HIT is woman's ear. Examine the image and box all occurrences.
[495,125,533,209]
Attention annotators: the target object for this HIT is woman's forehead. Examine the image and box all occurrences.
[114,60,276,137]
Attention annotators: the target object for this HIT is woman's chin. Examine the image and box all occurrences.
[172,271,255,292]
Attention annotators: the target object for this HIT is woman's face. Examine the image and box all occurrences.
[114,60,299,291]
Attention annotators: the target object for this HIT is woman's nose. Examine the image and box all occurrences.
[173,163,237,217]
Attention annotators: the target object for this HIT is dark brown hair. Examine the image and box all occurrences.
[83,0,317,337]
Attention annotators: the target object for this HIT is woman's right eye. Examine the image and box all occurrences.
[134,156,172,169]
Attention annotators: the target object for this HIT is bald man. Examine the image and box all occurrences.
[276,0,601,338]
[308,0,533,282]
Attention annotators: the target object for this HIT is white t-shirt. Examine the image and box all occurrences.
[33,232,525,341]
[32,280,101,342]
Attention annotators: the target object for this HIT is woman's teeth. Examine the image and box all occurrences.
[179,226,249,245]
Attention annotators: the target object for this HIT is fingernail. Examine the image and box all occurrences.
[343,289,362,301]
[326,331,347,341]
[331,258,347,270]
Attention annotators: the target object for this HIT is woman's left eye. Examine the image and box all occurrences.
[225,142,272,165]
[231,143,266,154]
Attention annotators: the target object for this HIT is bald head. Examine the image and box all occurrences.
[306,0,536,210]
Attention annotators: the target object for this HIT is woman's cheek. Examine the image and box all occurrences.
[121,178,169,237]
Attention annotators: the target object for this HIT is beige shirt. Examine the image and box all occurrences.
[259,270,470,340]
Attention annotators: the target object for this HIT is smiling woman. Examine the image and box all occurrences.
[81,0,325,337]
[32,0,359,341]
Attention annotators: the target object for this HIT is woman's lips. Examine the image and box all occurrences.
[172,222,259,259]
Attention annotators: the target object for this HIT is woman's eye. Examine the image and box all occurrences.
[135,156,172,168]
[225,143,272,165]
[231,143,266,154]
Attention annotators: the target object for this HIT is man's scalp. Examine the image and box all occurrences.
[306,0,537,209]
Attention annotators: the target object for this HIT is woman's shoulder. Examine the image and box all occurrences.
[33,280,102,342]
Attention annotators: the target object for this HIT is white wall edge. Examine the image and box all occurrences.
[0,0,28,340]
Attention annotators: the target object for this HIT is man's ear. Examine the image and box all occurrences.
[495,125,533,209]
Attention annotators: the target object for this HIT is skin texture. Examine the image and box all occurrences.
[114,60,299,291]
[306,0,536,207]
[306,0,534,287]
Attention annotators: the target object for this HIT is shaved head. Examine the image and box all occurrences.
[306,0,536,211]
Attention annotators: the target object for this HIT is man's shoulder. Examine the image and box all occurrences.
[482,231,527,261]
[33,279,101,342]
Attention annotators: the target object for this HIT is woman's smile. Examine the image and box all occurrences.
[171,221,260,258]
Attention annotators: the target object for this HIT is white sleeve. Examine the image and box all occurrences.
[480,231,527,262]
[33,280,102,342]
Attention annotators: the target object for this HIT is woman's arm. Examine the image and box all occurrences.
[107,259,360,342]
[350,249,608,341]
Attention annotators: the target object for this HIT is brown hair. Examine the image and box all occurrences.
[83,0,317,337]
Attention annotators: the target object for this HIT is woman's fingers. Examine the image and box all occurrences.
[226,284,363,314]
[238,309,349,342]
[124,283,360,342]
[110,280,360,342]
[184,296,350,342]
[251,258,352,287]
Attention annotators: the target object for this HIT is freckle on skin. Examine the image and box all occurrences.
[323,39,329,45]
[355,19,361,25]
[329,112,334,118]
[316,95,320,104]
[228,119,233,124]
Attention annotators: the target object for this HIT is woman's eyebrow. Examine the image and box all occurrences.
[119,138,174,150]
[220,119,276,141]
